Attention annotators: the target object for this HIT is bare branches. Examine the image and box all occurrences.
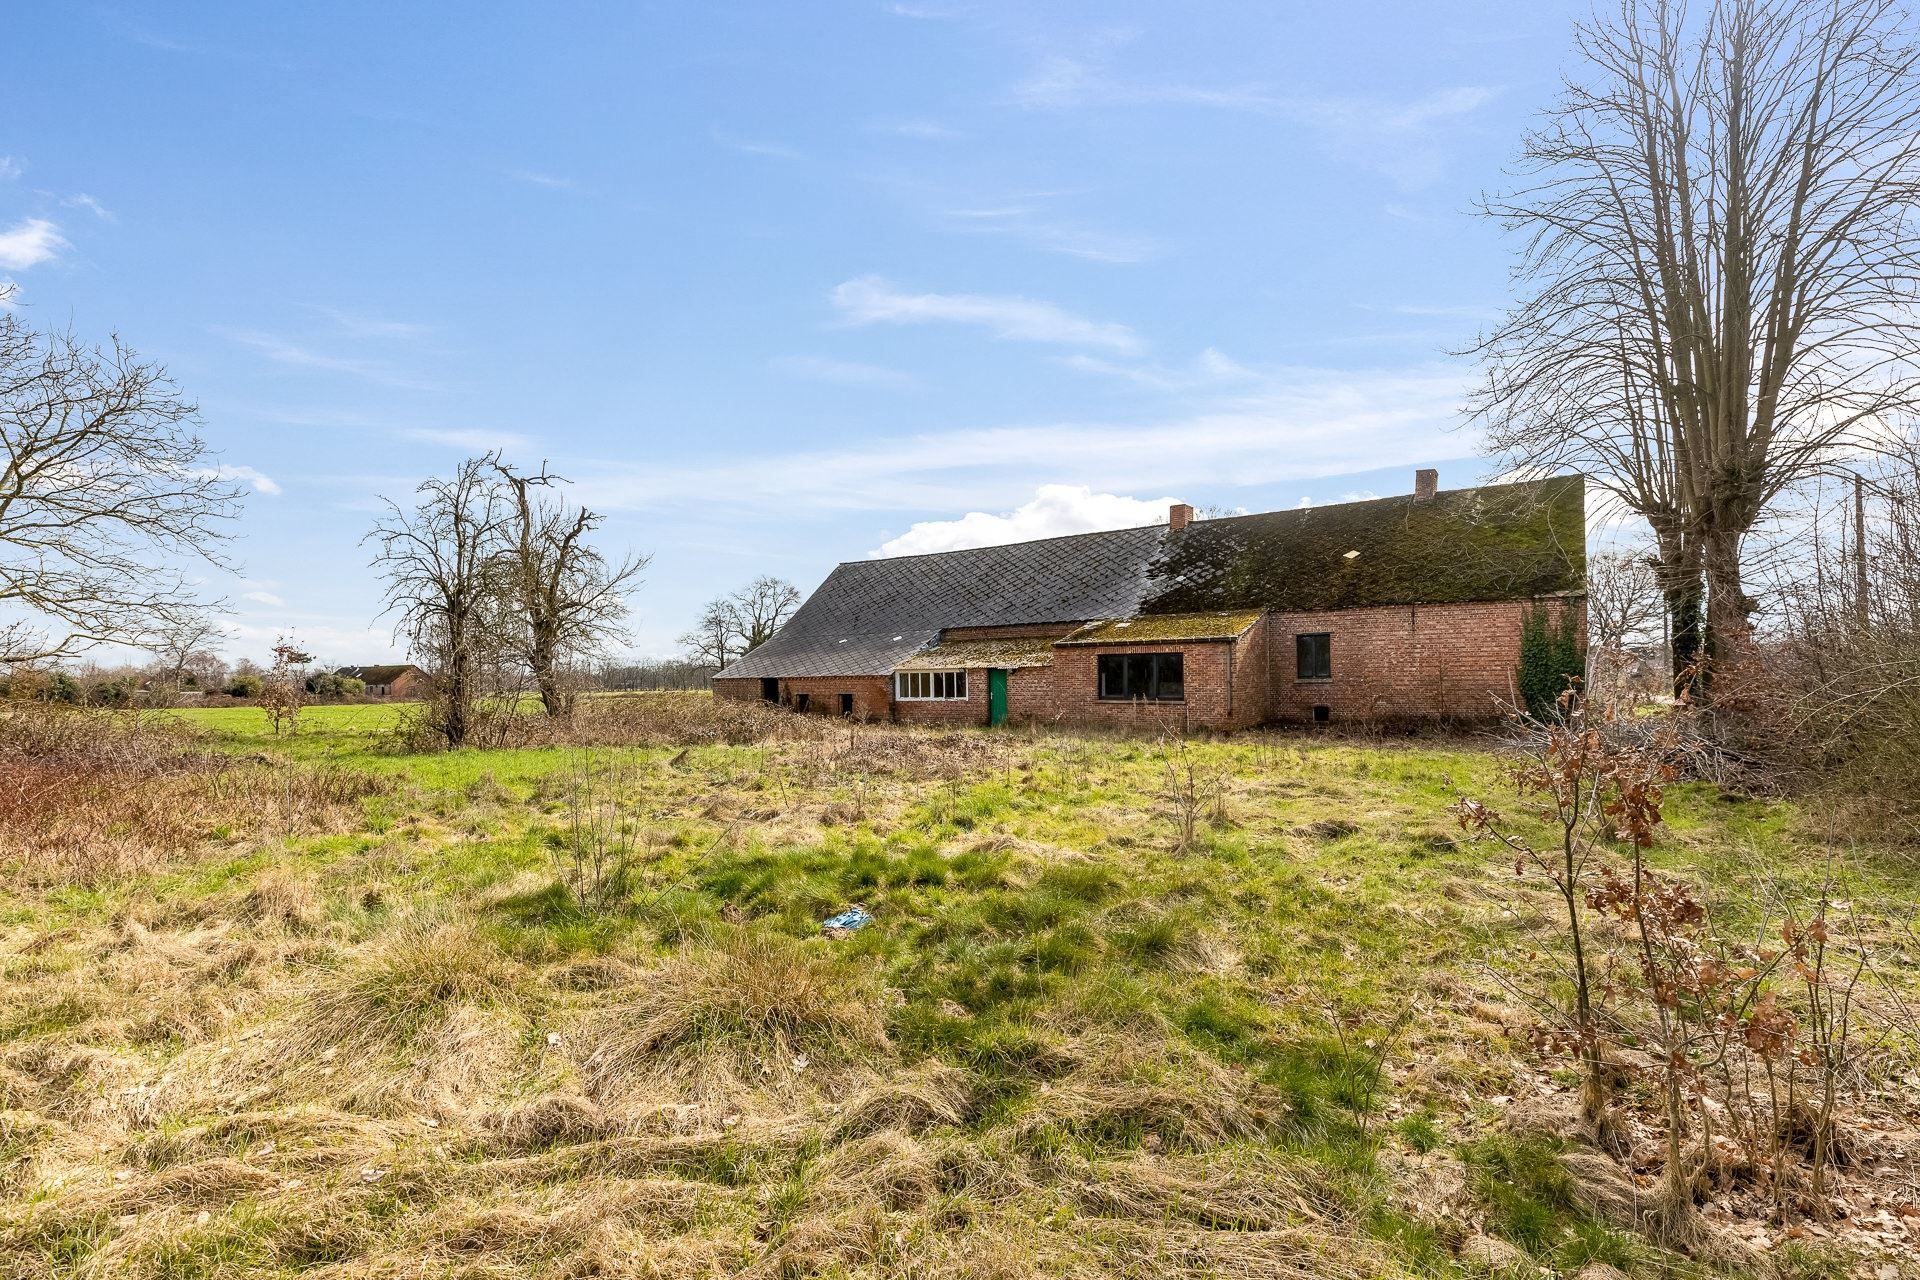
[680,576,802,668]
[491,458,649,716]
[0,308,239,664]
[1472,0,1920,661]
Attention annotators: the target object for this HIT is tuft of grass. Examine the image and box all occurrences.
[578,928,889,1092]
[294,918,522,1055]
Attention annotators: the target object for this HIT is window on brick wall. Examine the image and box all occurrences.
[1097,652,1185,702]
[895,670,967,700]
[1296,632,1332,680]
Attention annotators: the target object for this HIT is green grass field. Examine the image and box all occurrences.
[2,696,1914,1278]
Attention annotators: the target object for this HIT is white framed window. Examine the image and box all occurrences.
[895,669,967,700]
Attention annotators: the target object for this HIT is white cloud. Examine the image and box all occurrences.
[1010,56,1274,111]
[1058,347,1258,390]
[312,306,428,338]
[242,590,286,607]
[0,219,68,270]
[876,119,962,140]
[831,275,1143,353]
[873,484,1184,557]
[772,356,919,389]
[216,327,437,389]
[712,130,804,161]
[203,464,282,495]
[0,156,22,181]
[61,193,113,221]
[403,427,533,453]
[508,169,578,190]
[570,363,1469,517]
[937,200,1155,264]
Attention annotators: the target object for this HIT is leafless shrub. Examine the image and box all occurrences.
[551,750,646,915]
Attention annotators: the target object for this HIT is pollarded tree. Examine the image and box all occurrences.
[491,458,649,717]
[1472,0,1920,675]
[0,290,240,665]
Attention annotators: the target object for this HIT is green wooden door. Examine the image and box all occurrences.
[988,668,1008,727]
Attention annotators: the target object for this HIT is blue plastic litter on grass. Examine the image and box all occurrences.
[821,906,872,933]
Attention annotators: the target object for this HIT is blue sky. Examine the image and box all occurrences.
[5,1,1591,663]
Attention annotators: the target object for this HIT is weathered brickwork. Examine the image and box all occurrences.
[1262,598,1582,723]
[712,675,892,721]
[718,598,1583,728]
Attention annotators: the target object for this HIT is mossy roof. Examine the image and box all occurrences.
[894,635,1059,670]
[1139,475,1585,615]
[718,476,1585,680]
[1057,609,1264,646]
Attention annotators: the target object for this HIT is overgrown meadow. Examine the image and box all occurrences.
[1,695,1914,1279]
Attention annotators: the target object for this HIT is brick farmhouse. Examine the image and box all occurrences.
[713,471,1586,730]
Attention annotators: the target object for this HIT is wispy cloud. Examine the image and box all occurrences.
[772,355,920,389]
[60,193,113,221]
[242,589,287,607]
[873,484,1183,556]
[937,198,1155,264]
[1057,347,1258,390]
[508,169,578,191]
[403,427,534,454]
[570,363,1469,517]
[0,156,21,182]
[874,119,964,141]
[311,306,430,339]
[215,328,437,390]
[712,129,804,161]
[1008,56,1497,187]
[199,464,282,496]
[0,219,68,270]
[830,275,1144,354]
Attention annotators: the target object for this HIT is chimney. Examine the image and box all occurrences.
[1413,468,1438,502]
[1169,502,1194,531]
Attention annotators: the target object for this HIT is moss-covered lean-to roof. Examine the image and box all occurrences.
[894,636,1059,670]
[1139,475,1585,615]
[1057,609,1264,646]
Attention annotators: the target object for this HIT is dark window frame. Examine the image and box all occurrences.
[1295,632,1332,681]
[1096,651,1186,703]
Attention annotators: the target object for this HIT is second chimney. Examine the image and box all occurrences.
[1169,502,1194,531]
[1413,469,1438,502]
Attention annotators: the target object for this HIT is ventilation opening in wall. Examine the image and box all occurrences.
[1312,704,1331,723]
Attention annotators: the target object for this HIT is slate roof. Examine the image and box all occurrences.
[716,476,1584,681]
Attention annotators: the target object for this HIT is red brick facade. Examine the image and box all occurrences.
[715,597,1582,730]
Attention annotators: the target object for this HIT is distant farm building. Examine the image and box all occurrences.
[333,664,426,699]
[714,471,1586,729]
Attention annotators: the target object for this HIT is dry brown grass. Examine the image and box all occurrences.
[0,702,385,885]
[576,927,890,1103]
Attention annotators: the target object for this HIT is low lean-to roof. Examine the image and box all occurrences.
[894,635,1059,671]
[716,476,1584,681]
[1058,609,1263,646]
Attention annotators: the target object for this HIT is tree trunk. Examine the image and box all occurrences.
[1651,521,1705,698]
[1702,526,1754,670]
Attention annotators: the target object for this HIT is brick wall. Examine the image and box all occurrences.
[1263,597,1583,723]
[712,675,892,720]
[717,597,1584,728]
[1041,639,1240,731]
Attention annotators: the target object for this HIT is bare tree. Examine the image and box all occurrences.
[491,459,649,717]
[679,576,801,670]
[1,292,240,665]
[1472,0,1920,676]
[677,597,737,669]
[366,457,512,749]
[1585,546,1665,654]
[147,611,226,704]
[725,576,801,653]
